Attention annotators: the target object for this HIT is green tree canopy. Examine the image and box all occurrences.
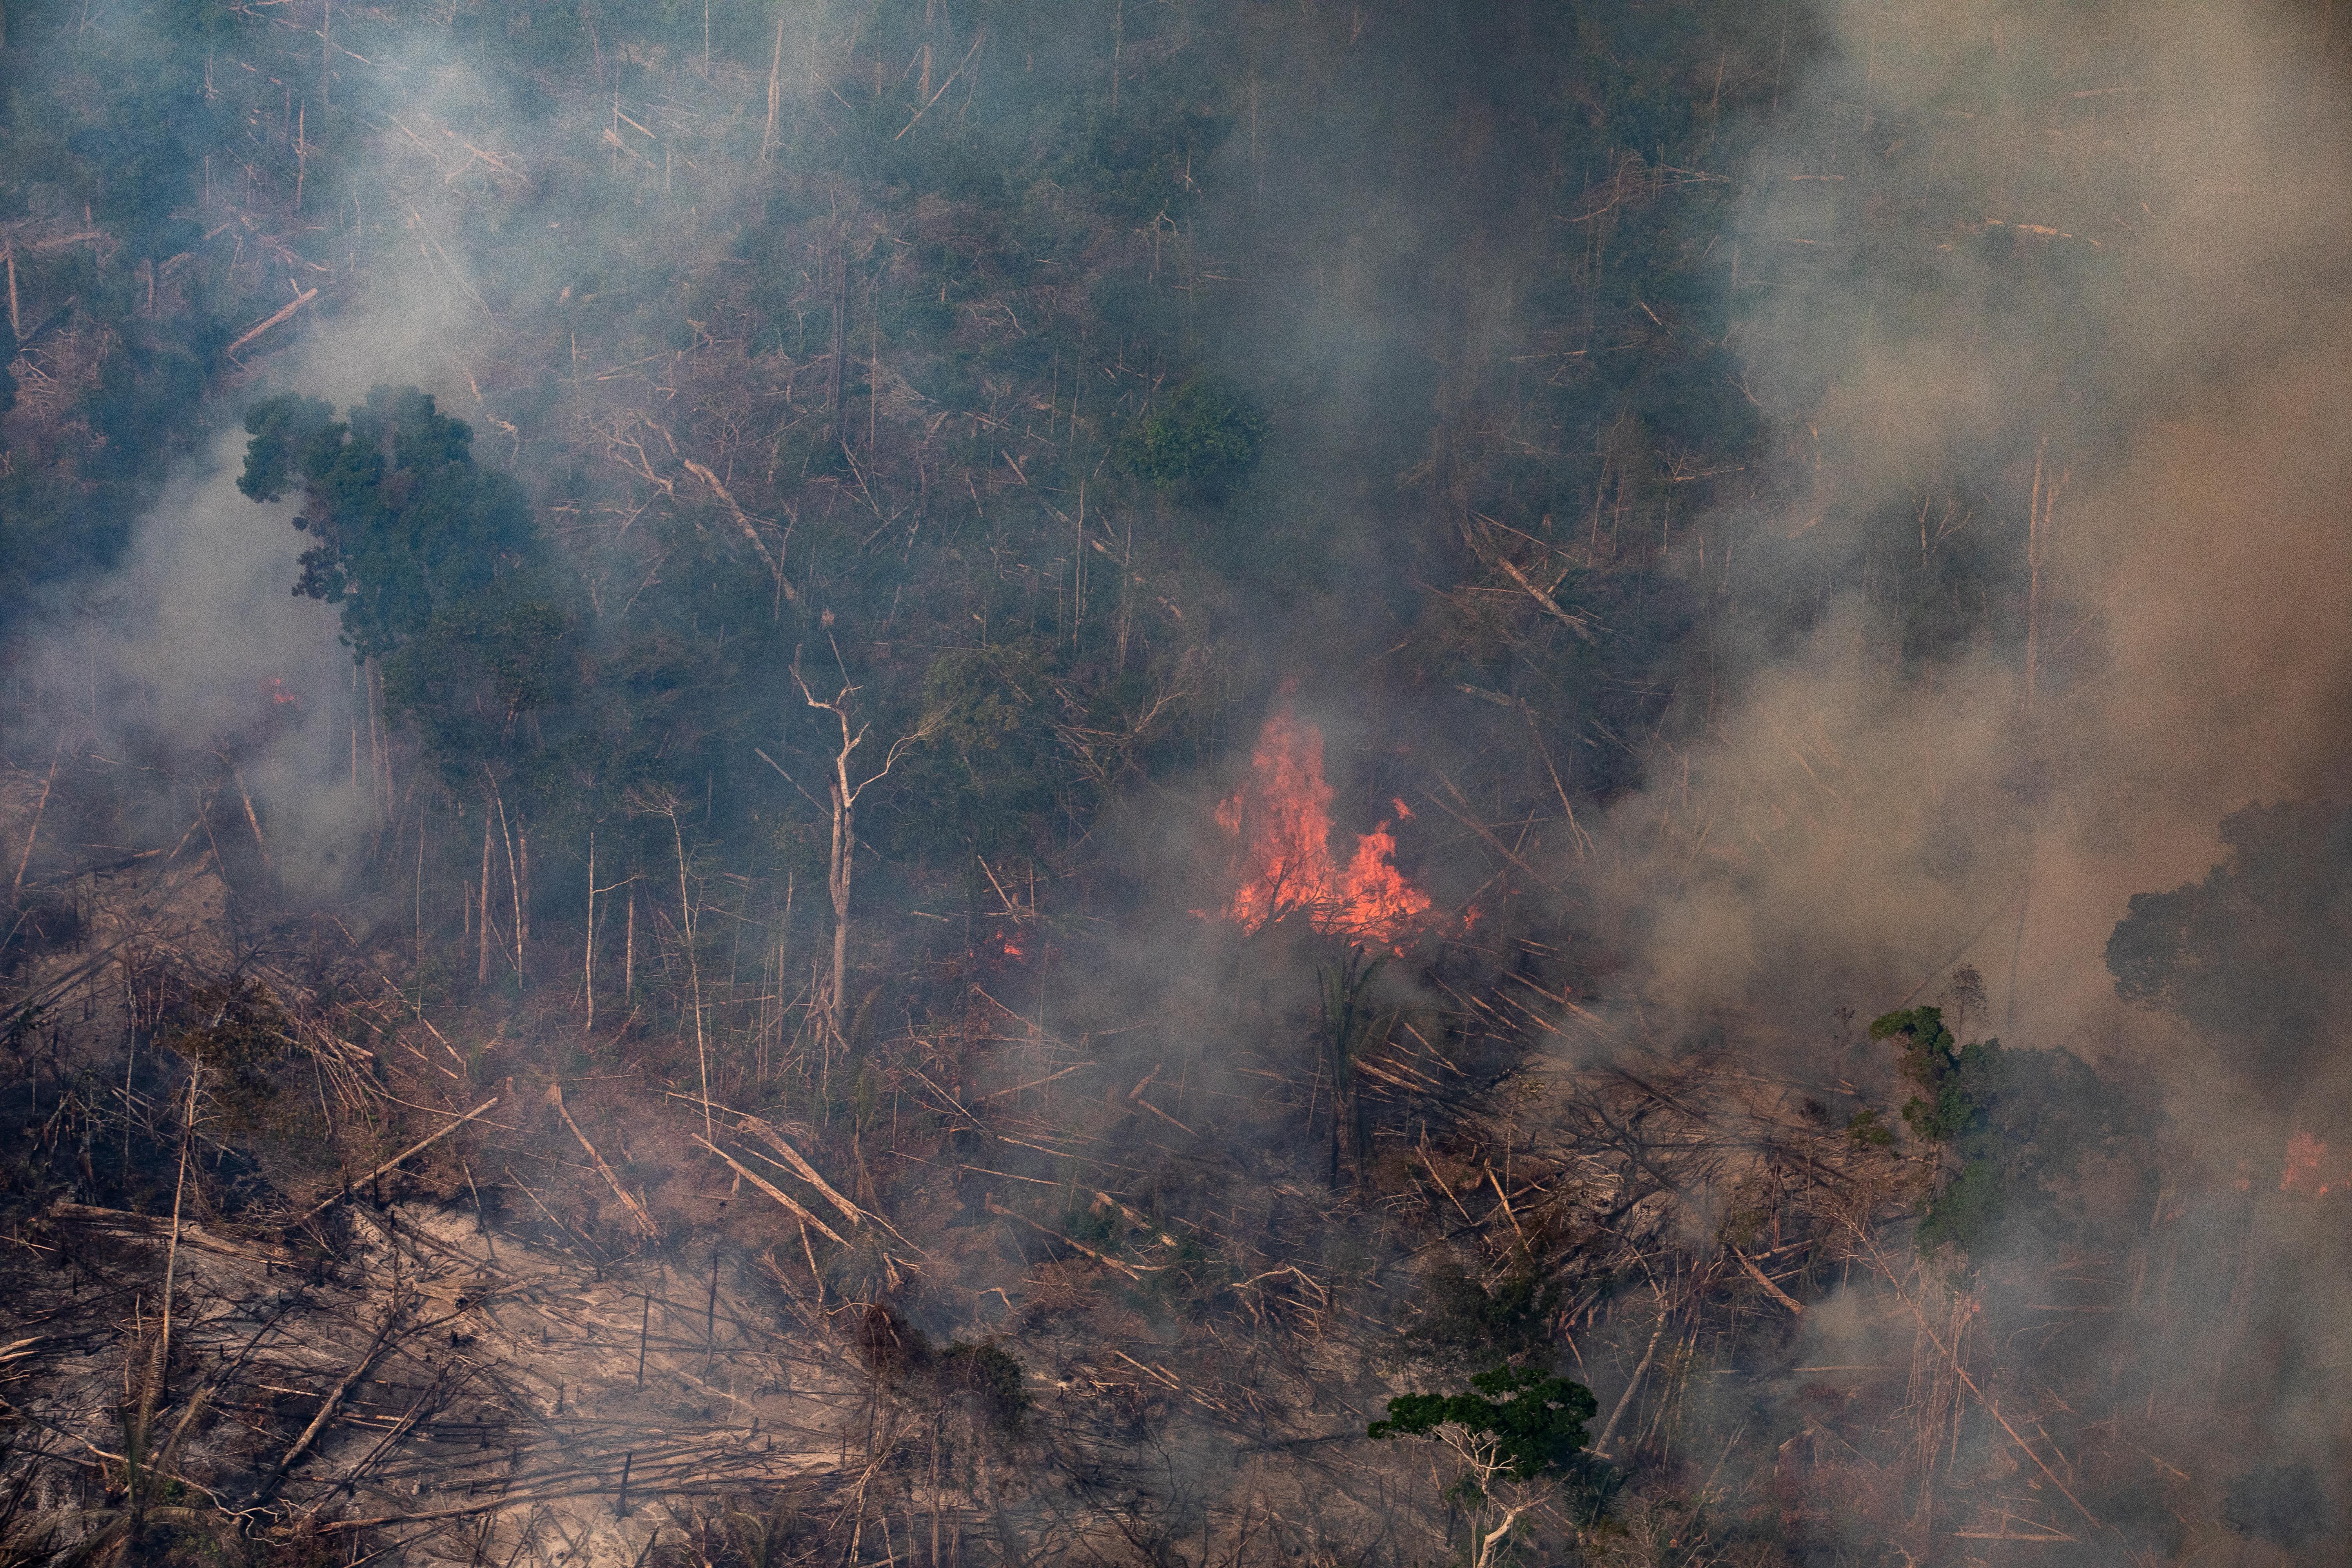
[1114,378,1270,501]
[1868,1005,2138,1256]
[240,385,546,663]
[241,385,578,789]
[1368,1364,1597,1481]
[2106,802,2352,1081]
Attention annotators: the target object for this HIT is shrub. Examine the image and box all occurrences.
[1114,379,1269,501]
[1396,1259,1561,1373]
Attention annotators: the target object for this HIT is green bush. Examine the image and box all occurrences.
[938,1341,1030,1434]
[1114,379,1270,501]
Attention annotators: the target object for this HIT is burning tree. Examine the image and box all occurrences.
[1214,705,1432,947]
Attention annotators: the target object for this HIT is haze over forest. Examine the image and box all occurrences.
[2,0,2350,1563]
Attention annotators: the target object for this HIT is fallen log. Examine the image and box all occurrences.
[734,1117,864,1228]
[692,1136,845,1245]
[223,287,318,358]
[548,1084,658,1238]
[1733,1246,1806,1314]
[984,1196,1151,1280]
[290,1096,500,1228]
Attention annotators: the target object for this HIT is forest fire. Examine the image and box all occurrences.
[5,0,2342,1560]
[2280,1131,2347,1197]
[1213,707,1432,946]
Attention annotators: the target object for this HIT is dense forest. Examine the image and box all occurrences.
[2,0,2350,1563]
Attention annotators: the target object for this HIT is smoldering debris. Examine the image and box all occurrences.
[6,1198,851,1567]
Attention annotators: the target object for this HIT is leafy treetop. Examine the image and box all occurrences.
[2106,802,2352,1081]
[1867,1005,2139,1257]
[1869,1005,1971,1141]
[240,386,581,799]
[1368,1364,1597,1480]
[240,386,543,663]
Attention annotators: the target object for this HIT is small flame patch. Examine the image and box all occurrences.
[2281,1131,2345,1198]
[1213,707,1432,946]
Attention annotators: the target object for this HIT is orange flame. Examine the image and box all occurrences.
[1213,708,1432,946]
[2281,1131,2344,1198]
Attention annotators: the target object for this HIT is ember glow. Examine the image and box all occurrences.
[2280,1131,2346,1197]
[1213,708,1432,945]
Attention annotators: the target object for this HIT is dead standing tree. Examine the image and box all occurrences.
[792,639,936,1054]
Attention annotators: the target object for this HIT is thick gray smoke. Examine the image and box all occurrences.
[7,31,646,904]
[4,0,2350,1558]
[1590,0,2352,1063]
[1568,0,2352,1524]
[13,435,367,902]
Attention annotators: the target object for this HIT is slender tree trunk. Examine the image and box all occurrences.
[10,742,57,896]
[490,780,521,984]
[517,829,529,985]
[2024,443,2044,717]
[1594,1299,1669,1457]
[674,814,711,1142]
[827,775,853,1049]
[921,0,934,98]
[477,813,492,987]
[1328,1059,1343,1188]
[413,820,425,1009]
[762,16,784,161]
[585,829,596,1033]
[150,1060,198,1416]
[828,253,848,442]
[795,660,931,1058]
[366,660,385,820]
